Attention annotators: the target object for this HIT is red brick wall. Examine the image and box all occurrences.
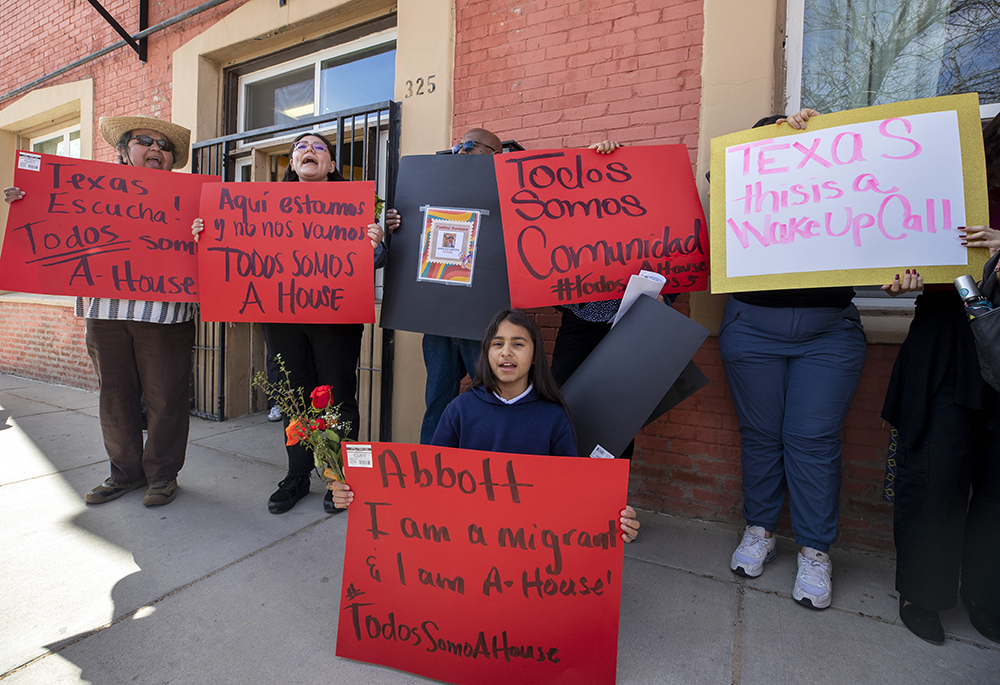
[453,0,896,552]
[0,301,98,391]
[1,1,244,391]
[0,0,248,159]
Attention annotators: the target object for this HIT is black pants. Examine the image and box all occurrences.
[894,364,1000,614]
[264,323,362,476]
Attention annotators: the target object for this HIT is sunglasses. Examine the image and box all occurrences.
[294,141,328,153]
[451,139,497,154]
[129,134,174,152]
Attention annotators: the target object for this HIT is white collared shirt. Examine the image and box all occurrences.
[494,383,533,405]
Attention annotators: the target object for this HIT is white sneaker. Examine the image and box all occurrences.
[268,406,281,422]
[730,525,776,577]
[793,547,832,609]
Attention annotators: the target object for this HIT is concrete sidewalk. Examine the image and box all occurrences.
[1,372,997,684]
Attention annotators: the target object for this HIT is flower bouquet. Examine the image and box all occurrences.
[253,357,351,482]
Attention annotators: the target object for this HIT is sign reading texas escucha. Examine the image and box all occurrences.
[0,151,208,301]
[709,93,989,292]
[337,442,630,685]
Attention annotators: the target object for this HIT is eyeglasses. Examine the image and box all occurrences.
[294,141,328,153]
[129,134,174,152]
[451,139,498,154]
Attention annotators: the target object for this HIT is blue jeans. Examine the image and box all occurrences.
[718,298,866,550]
[421,334,480,444]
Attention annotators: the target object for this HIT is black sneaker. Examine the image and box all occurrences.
[267,475,310,514]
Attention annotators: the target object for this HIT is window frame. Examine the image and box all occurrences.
[29,123,82,158]
[235,26,397,138]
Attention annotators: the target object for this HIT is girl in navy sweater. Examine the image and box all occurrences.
[330,309,640,542]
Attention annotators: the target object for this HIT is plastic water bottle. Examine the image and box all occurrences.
[955,275,994,320]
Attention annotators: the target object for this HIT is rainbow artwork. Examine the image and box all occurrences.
[416,206,485,287]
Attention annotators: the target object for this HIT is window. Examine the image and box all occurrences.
[29,124,82,158]
[238,28,396,133]
[786,0,1000,118]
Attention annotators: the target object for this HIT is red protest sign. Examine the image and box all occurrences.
[337,442,630,685]
[197,181,376,323]
[0,151,208,301]
[494,145,708,308]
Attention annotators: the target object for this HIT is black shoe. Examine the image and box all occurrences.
[268,475,310,514]
[899,597,944,644]
[963,593,1000,643]
[323,488,345,515]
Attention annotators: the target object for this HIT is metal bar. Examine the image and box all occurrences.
[379,100,401,441]
[139,0,148,63]
[1,0,231,104]
[192,102,394,150]
[85,0,141,56]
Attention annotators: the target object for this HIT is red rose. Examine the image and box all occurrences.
[310,385,333,409]
[311,418,327,431]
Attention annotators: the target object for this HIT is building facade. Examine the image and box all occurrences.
[2,0,998,551]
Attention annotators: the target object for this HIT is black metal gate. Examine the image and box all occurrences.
[189,102,400,440]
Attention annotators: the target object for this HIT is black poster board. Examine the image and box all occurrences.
[380,155,510,340]
[561,296,710,458]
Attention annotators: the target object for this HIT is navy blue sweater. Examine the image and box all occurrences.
[431,385,577,457]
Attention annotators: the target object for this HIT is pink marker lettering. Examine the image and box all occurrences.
[793,138,832,169]
[757,143,790,174]
[879,118,923,160]
[877,195,913,239]
[727,217,771,248]
[831,132,866,165]
[852,173,900,194]
[727,140,776,176]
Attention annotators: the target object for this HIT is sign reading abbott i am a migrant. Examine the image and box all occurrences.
[197,181,375,323]
[336,443,630,685]
[709,93,989,293]
[494,145,708,308]
[0,152,208,300]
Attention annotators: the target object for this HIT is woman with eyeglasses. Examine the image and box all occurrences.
[193,131,400,514]
[5,115,196,507]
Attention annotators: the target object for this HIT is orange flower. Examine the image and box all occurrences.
[285,417,308,446]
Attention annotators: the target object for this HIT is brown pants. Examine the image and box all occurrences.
[86,319,195,483]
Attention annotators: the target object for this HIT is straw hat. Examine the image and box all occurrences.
[98,115,191,169]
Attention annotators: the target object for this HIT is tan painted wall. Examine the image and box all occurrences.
[692,0,782,334]
[171,0,453,436]
[390,0,456,443]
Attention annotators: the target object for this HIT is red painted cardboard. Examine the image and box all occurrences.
[337,442,630,685]
[197,181,376,323]
[0,151,208,301]
[494,145,708,308]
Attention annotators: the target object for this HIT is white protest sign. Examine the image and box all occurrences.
[709,94,989,292]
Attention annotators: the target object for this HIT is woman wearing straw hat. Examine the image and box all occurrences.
[5,115,195,507]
